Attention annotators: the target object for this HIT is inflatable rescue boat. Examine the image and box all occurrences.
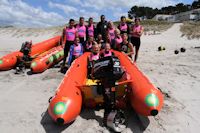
[0,36,61,71]
[48,51,163,131]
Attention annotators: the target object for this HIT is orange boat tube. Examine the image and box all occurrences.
[0,36,61,71]
[48,53,89,124]
[31,45,64,73]
[114,51,164,116]
[48,51,163,124]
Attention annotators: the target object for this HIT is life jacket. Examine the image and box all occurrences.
[68,43,83,65]
[66,27,77,41]
[108,28,115,40]
[103,50,112,57]
[119,23,128,33]
[77,24,86,38]
[115,36,122,45]
[89,53,100,61]
[87,24,94,37]
[73,43,82,56]
[132,25,142,38]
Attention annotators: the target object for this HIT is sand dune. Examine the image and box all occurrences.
[0,23,200,133]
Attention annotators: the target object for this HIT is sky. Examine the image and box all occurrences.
[0,0,194,27]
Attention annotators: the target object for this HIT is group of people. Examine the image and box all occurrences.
[61,15,144,70]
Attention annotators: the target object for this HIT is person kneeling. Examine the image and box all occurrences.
[68,37,83,66]
[16,41,32,74]
[100,43,114,58]
[120,33,134,59]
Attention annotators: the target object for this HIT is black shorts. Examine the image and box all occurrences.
[131,37,141,50]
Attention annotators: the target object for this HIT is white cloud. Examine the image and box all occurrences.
[81,0,179,9]
[68,0,81,4]
[0,0,183,27]
[48,1,99,21]
[48,1,78,14]
[77,0,181,20]
[0,0,65,27]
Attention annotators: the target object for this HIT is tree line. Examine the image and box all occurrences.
[128,0,200,19]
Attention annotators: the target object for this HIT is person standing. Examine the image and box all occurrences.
[86,17,96,40]
[107,21,116,49]
[76,17,87,45]
[130,18,144,62]
[97,15,108,43]
[61,19,77,70]
[118,16,129,35]
[114,29,123,50]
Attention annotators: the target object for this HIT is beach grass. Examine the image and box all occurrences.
[180,22,200,39]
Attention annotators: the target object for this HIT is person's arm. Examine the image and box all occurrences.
[62,28,66,45]
[127,43,134,56]
[139,26,144,36]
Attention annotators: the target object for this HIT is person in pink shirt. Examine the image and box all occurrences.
[85,36,94,52]
[100,43,114,58]
[130,18,144,62]
[118,16,130,35]
[106,21,115,49]
[76,17,86,45]
[61,19,77,70]
[86,17,96,40]
[114,29,122,50]
[68,37,83,65]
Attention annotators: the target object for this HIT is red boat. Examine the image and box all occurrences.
[0,36,61,70]
[48,51,163,132]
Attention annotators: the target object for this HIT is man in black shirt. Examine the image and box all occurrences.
[97,15,108,43]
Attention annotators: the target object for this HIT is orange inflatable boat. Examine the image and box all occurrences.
[31,45,64,73]
[0,36,61,71]
[48,51,163,131]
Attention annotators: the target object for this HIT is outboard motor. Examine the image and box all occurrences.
[93,56,126,132]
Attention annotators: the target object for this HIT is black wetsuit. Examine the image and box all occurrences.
[97,21,108,42]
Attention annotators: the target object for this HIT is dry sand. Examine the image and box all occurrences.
[0,23,200,133]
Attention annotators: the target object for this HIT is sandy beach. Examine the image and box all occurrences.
[0,23,200,133]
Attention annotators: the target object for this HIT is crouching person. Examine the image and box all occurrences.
[16,41,32,74]
[68,37,83,66]
[100,43,114,58]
